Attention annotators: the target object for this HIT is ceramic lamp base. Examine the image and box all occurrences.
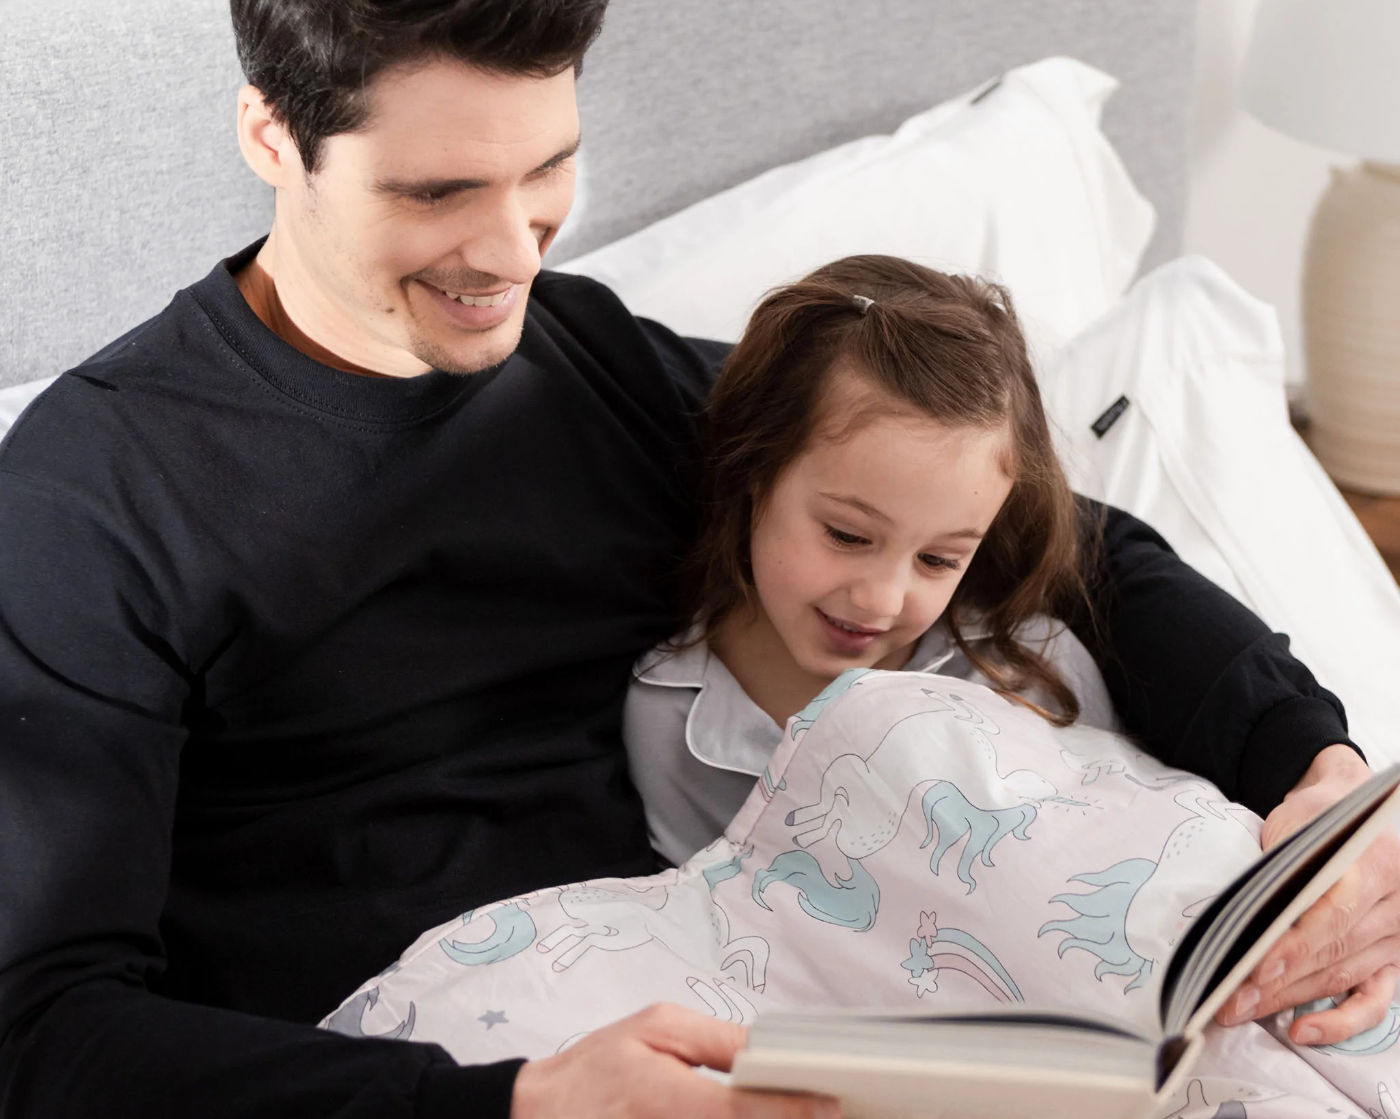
[1303,161,1400,496]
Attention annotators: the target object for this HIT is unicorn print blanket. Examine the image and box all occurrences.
[322,670,1400,1118]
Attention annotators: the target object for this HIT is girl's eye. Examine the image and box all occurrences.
[825,526,869,547]
[918,553,960,572]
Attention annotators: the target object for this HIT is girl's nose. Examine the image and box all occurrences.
[848,565,907,622]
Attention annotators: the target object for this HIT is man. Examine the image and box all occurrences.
[0,2,1395,1116]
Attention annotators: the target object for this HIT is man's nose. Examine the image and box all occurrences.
[462,194,542,285]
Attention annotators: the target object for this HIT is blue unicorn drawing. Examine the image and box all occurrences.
[752,849,881,931]
[920,780,1037,893]
[702,848,747,891]
[1039,858,1157,990]
[1040,793,1259,992]
[787,668,872,740]
[439,902,538,966]
[323,986,417,1041]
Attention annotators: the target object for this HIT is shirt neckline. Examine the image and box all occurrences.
[635,620,980,776]
[188,239,495,426]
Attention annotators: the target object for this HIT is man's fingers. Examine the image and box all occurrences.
[1243,841,1400,992]
[1286,966,1400,1047]
[1221,918,1400,1025]
[512,1004,840,1119]
[1251,932,1400,1019]
[631,1007,839,1118]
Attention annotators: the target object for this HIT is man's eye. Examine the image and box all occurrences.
[825,526,868,547]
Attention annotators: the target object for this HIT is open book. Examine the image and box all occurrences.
[731,764,1400,1119]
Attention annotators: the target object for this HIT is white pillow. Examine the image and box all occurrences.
[554,57,1155,365]
[1041,256,1400,762]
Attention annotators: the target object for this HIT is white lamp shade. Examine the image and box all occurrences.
[1243,0,1400,162]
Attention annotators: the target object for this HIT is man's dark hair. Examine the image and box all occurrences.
[230,0,608,174]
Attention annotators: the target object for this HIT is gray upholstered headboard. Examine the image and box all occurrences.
[0,0,1193,390]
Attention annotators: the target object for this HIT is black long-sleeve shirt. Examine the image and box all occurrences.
[0,245,1354,1118]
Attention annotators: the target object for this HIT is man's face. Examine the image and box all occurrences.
[271,60,580,376]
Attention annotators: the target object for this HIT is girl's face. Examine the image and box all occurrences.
[748,385,1013,680]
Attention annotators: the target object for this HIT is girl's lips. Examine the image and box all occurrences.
[815,607,885,655]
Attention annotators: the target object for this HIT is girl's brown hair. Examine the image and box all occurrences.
[682,254,1096,725]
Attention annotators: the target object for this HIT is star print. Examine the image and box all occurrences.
[908,971,939,998]
[478,1009,508,1029]
[916,910,939,941]
[901,937,935,978]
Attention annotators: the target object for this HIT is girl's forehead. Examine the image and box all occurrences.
[805,411,1007,473]
[811,364,1008,458]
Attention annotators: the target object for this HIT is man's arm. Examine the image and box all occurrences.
[1066,501,1359,815]
[0,464,530,1117]
[1067,500,1399,1045]
[0,345,821,1118]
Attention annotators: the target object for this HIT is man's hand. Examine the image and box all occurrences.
[1216,744,1400,1045]
[511,1004,839,1119]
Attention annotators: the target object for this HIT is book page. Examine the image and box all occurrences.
[1161,765,1400,1038]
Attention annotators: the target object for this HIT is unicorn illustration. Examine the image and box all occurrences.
[536,882,677,971]
[756,765,787,801]
[439,902,538,966]
[783,700,1039,857]
[1040,858,1158,990]
[918,687,1001,731]
[323,986,416,1042]
[1040,789,1260,991]
[1156,1079,1245,1119]
[687,976,758,1023]
[537,861,770,991]
[920,780,1037,893]
[752,849,881,931]
[1058,726,1202,792]
[699,844,771,991]
[787,668,872,740]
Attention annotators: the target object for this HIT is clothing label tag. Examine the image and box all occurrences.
[1091,395,1130,439]
[970,76,1004,105]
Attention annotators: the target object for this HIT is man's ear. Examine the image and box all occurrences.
[236,85,302,188]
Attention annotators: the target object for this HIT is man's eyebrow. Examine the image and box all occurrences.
[372,134,582,197]
[819,491,985,540]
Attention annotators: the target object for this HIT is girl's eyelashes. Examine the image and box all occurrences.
[824,525,869,547]
[918,552,960,572]
[825,525,961,571]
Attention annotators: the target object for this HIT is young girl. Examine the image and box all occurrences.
[624,253,1117,866]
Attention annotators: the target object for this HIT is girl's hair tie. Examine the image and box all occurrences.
[851,294,875,315]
